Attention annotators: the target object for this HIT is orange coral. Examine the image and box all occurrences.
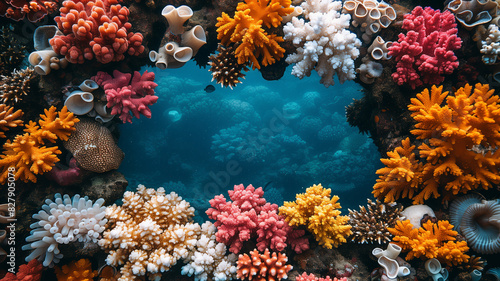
[216,0,294,70]
[0,106,79,183]
[373,84,500,204]
[55,259,97,281]
[237,248,292,281]
[0,104,23,138]
[388,219,470,266]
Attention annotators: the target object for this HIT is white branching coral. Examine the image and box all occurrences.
[99,184,201,281]
[181,221,237,281]
[284,0,362,87]
[480,24,500,64]
[22,194,106,267]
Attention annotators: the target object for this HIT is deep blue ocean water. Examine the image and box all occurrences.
[118,61,382,219]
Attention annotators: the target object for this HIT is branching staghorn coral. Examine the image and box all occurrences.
[216,0,295,70]
[279,183,352,249]
[0,106,79,183]
[348,199,403,244]
[373,84,500,204]
[0,104,23,138]
[388,219,470,266]
[0,68,35,104]
[99,184,200,281]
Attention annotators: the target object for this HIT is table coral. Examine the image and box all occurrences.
[216,0,294,70]
[206,183,309,254]
[388,6,462,89]
[92,70,158,123]
[0,0,58,22]
[49,0,144,64]
[0,106,79,184]
[54,259,98,281]
[236,248,292,281]
[373,83,500,204]
[388,219,470,266]
[99,184,200,281]
[279,183,352,249]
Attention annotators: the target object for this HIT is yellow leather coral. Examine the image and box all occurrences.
[55,259,97,281]
[0,106,79,183]
[279,184,352,249]
[388,219,469,266]
[216,0,294,70]
[0,104,23,138]
[373,84,500,204]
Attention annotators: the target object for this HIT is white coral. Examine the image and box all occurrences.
[22,193,106,267]
[284,0,361,87]
[481,24,500,65]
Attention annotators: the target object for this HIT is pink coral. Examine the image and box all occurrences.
[49,0,144,64]
[388,6,461,89]
[296,273,347,281]
[92,70,158,123]
[206,184,309,254]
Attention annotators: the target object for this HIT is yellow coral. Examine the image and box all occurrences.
[0,104,23,138]
[279,184,352,249]
[388,219,470,266]
[55,259,97,281]
[216,0,294,69]
[0,106,79,183]
[373,84,500,204]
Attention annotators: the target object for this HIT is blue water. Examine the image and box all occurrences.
[118,61,382,217]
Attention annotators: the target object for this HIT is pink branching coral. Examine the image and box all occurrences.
[49,0,144,64]
[206,184,309,254]
[388,6,462,89]
[92,70,158,123]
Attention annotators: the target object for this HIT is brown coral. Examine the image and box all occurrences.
[0,27,26,76]
[236,248,292,281]
[63,119,124,173]
[0,104,23,138]
[0,68,35,104]
[348,199,404,244]
[209,44,249,89]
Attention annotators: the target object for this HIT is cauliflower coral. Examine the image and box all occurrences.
[279,183,352,249]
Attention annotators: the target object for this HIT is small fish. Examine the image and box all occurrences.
[204,85,216,93]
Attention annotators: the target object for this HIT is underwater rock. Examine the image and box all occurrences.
[79,170,128,205]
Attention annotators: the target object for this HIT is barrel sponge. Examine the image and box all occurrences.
[63,119,124,173]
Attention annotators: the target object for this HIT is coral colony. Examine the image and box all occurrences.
[1,0,500,280]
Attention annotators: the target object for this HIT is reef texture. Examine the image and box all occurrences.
[49,0,144,64]
[279,183,352,249]
[373,84,500,204]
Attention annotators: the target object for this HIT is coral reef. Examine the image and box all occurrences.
[236,248,292,281]
[279,183,352,249]
[216,0,294,70]
[49,0,144,64]
[348,199,403,244]
[209,44,248,89]
[92,70,158,123]
[63,119,124,173]
[54,259,98,281]
[388,6,462,89]
[0,106,79,184]
[22,194,107,267]
[373,84,500,204]
[0,68,35,104]
[388,219,470,266]
[284,0,361,87]
[99,184,200,281]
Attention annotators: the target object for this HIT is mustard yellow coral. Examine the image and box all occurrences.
[388,219,470,266]
[0,104,23,138]
[216,0,294,70]
[373,84,500,204]
[55,259,97,281]
[279,184,352,249]
[0,106,79,183]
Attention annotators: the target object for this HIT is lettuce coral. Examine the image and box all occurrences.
[216,0,294,70]
[279,183,352,249]
[388,219,470,266]
[373,84,500,204]
[0,106,79,183]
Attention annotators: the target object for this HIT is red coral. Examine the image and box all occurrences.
[388,6,462,89]
[296,272,347,281]
[92,70,158,123]
[49,0,144,64]
[0,0,58,22]
[237,249,292,281]
[0,260,43,281]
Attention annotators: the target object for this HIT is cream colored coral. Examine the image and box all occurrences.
[99,185,200,281]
